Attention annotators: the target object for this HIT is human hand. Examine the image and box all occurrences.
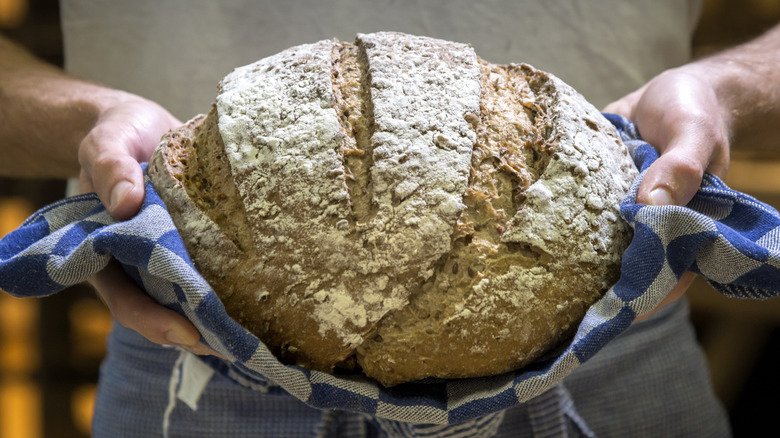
[604,66,731,320]
[79,96,223,357]
[78,95,179,220]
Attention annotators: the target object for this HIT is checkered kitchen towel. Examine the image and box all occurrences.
[1,115,779,427]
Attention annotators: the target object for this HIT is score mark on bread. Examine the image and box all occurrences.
[149,32,637,386]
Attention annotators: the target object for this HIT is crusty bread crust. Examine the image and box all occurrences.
[149,32,637,386]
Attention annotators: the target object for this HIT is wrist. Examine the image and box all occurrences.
[686,29,780,154]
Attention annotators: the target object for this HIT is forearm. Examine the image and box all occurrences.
[0,35,131,178]
[692,24,780,155]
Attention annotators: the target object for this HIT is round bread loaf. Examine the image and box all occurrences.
[149,32,637,387]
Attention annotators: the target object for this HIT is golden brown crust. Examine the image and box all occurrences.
[149,32,637,386]
[354,62,627,386]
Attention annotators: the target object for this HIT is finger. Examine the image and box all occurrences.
[602,98,633,118]
[632,72,730,207]
[602,85,646,118]
[78,127,147,220]
[76,97,180,221]
[636,123,729,207]
[79,168,94,194]
[90,260,201,348]
[634,271,696,321]
[187,342,227,359]
[637,147,705,206]
[90,262,227,358]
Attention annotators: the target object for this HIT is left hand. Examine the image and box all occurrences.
[604,66,731,320]
[78,95,224,357]
[78,95,180,220]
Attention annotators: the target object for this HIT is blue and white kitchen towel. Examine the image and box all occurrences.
[1,115,778,425]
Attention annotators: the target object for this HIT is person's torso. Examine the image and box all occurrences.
[60,0,701,126]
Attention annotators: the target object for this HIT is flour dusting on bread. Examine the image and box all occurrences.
[149,32,637,386]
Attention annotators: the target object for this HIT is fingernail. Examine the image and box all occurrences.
[648,187,674,206]
[188,342,227,359]
[165,327,198,346]
[109,180,134,212]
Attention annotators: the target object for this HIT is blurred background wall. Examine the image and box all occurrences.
[0,0,779,436]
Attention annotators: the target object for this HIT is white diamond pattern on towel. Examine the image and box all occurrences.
[697,236,764,284]
[758,226,780,252]
[636,206,718,248]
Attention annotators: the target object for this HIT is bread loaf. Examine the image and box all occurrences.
[149,32,637,386]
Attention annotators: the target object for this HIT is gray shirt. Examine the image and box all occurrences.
[61,0,701,120]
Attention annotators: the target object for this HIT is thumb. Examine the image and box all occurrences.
[77,97,180,220]
[629,71,730,206]
[602,85,647,118]
[637,147,704,206]
[636,126,729,207]
[79,145,147,220]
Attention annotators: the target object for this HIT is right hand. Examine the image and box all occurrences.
[604,66,730,321]
[79,95,223,357]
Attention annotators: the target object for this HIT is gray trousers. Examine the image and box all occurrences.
[92,298,730,437]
